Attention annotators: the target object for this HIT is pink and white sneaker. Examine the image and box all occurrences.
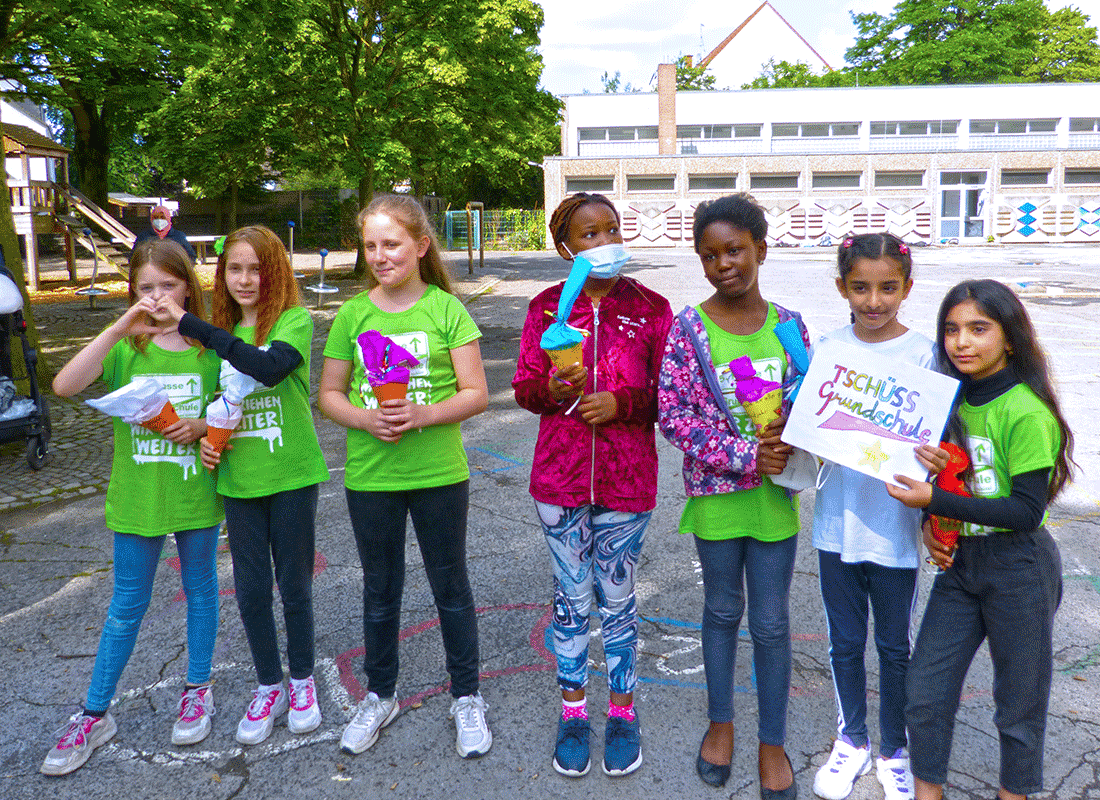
[40,711,117,776]
[235,683,288,745]
[288,675,322,734]
[172,685,215,745]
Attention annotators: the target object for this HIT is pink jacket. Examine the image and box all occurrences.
[513,277,673,512]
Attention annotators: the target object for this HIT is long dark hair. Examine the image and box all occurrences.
[936,279,1075,501]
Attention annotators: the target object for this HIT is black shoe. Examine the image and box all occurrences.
[760,751,797,800]
[696,732,731,788]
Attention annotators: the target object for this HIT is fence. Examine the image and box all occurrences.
[443,209,545,251]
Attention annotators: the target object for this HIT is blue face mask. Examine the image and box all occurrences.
[566,242,631,278]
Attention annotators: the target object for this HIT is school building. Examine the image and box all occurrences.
[542,71,1100,247]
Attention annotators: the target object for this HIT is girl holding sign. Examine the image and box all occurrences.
[658,194,809,796]
[319,195,492,760]
[513,192,672,778]
[811,233,947,800]
[888,279,1075,800]
[42,240,222,775]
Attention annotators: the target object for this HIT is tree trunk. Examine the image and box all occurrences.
[0,141,49,388]
[229,180,239,232]
[64,82,112,212]
[353,160,374,277]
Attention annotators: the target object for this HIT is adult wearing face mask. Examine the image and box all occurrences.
[133,205,197,263]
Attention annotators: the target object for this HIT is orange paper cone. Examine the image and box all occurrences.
[372,382,409,403]
[544,342,584,371]
[140,400,180,433]
[741,387,782,434]
[206,425,234,454]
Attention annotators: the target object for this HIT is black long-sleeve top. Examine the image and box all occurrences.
[178,312,302,388]
[925,366,1049,533]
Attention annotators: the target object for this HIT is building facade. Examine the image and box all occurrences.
[544,80,1100,247]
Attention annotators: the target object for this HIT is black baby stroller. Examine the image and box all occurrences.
[0,250,50,469]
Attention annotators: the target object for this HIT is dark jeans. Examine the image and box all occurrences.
[694,533,797,745]
[906,527,1062,795]
[225,484,318,685]
[345,481,479,699]
[818,550,917,756]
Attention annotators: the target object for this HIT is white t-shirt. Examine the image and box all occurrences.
[811,324,937,568]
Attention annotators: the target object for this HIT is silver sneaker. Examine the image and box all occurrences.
[172,685,215,745]
[235,683,288,745]
[40,711,117,776]
[450,692,492,758]
[340,692,399,754]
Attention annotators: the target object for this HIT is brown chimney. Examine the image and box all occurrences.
[657,63,676,156]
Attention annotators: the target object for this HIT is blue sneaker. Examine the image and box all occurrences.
[553,716,591,777]
[602,713,642,776]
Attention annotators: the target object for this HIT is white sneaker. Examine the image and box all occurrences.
[340,692,399,754]
[40,711,117,776]
[876,751,915,800]
[813,736,872,799]
[235,683,288,745]
[288,676,322,734]
[449,692,492,758]
[172,685,215,745]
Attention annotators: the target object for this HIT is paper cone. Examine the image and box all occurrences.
[930,518,961,552]
[140,400,180,433]
[741,387,782,434]
[544,342,583,371]
[372,382,409,403]
[206,425,235,454]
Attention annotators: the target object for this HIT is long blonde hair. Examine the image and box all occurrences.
[212,225,300,345]
[128,239,206,353]
[357,195,453,295]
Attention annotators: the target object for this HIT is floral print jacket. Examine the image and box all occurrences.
[658,303,809,497]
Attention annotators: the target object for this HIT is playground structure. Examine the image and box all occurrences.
[4,123,134,290]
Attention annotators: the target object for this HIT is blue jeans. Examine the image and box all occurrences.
[86,524,221,712]
[694,534,797,745]
[345,481,479,699]
[535,502,650,695]
[818,550,917,755]
[225,484,318,685]
[906,528,1062,795]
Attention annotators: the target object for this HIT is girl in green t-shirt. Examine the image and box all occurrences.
[319,195,492,761]
[42,240,222,776]
[888,279,1075,800]
[162,225,330,747]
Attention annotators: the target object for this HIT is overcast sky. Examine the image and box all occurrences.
[533,0,1100,95]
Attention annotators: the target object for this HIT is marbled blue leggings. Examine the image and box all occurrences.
[535,501,650,695]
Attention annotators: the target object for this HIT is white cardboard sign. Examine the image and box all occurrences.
[781,338,960,486]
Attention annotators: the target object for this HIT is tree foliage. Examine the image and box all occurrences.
[675,55,717,90]
[742,59,854,89]
[1023,5,1100,82]
[844,0,1048,85]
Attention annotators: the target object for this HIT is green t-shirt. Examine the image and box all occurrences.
[958,382,1060,536]
[679,303,799,542]
[216,306,330,498]
[323,285,481,491]
[102,339,223,536]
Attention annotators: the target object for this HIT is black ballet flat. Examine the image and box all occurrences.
[696,732,732,788]
[760,751,797,800]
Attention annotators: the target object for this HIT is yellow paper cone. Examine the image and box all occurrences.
[544,342,584,371]
[742,387,782,434]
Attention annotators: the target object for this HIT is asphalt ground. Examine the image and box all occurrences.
[1,243,1098,800]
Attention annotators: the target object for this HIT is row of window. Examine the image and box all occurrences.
[577,118,1100,142]
[565,168,1100,194]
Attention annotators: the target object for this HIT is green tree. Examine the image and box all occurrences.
[599,71,641,93]
[844,0,1047,85]
[148,0,296,230]
[5,0,223,210]
[1023,6,1100,82]
[285,0,557,275]
[675,55,717,90]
